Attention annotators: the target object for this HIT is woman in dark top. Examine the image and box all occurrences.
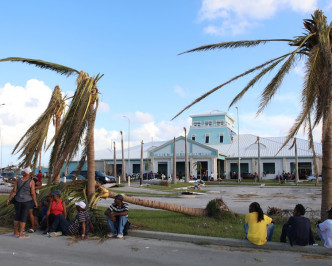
[6,167,38,238]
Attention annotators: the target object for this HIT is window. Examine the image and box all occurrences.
[263,163,275,174]
[216,120,225,126]
[193,121,201,127]
[205,134,210,144]
[219,134,224,143]
[192,135,196,141]
[204,120,212,127]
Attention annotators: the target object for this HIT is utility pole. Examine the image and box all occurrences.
[173,137,177,184]
[140,140,144,185]
[184,127,189,182]
[113,141,118,184]
[121,131,125,183]
[236,107,241,183]
[257,136,261,182]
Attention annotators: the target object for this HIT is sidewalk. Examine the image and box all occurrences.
[130,230,332,256]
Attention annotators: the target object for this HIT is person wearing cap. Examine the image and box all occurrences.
[44,190,66,234]
[105,194,129,239]
[6,167,38,239]
[48,201,94,239]
[316,208,332,248]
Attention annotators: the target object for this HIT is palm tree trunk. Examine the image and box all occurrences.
[87,104,96,202]
[51,115,62,184]
[321,104,332,220]
[99,188,207,216]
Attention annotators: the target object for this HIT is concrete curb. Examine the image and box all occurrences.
[130,230,332,256]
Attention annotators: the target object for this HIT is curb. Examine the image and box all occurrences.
[130,230,332,256]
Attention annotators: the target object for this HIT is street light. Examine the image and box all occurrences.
[123,116,130,187]
[236,107,241,183]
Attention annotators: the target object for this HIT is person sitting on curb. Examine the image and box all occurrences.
[44,190,66,234]
[316,207,332,248]
[105,194,129,239]
[280,204,315,246]
[38,194,52,231]
[244,202,274,245]
[48,201,94,239]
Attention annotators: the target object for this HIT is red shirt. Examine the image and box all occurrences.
[50,200,64,216]
[37,173,43,182]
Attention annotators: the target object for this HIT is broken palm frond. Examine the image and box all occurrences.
[12,85,65,171]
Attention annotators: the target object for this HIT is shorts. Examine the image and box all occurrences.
[14,201,31,222]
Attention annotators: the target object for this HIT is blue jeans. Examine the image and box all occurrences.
[244,223,274,241]
[106,215,128,235]
[50,214,70,235]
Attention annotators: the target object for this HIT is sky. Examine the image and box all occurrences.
[0,0,331,167]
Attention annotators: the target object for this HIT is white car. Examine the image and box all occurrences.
[306,175,322,182]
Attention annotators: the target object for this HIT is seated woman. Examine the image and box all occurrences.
[244,202,274,245]
[44,190,66,233]
[49,201,94,240]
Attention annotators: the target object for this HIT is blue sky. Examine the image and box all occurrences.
[0,0,331,167]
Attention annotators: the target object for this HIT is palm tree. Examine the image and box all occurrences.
[12,85,65,175]
[173,10,332,219]
[0,57,103,201]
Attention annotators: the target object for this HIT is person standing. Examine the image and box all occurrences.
[316,208,332,248]
[105,194,129,239]
[6,167,38,238]
[244,202,274,245]
[37,170,43,182]
[280,204,315,246]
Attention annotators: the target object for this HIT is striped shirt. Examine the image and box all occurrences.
[109,202,129,217]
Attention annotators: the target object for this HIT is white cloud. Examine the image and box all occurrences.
[0,80,52,146]
[98,101,110,112]
[199,0,318,36]
[174,85,187,98]
[134,111,154,124]
[239,112,321,143]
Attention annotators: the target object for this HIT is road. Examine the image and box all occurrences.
[100,184,322,218]
[0,233,331,266]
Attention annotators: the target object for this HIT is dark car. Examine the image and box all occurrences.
[71,170,116,184]
[241,172,255,179]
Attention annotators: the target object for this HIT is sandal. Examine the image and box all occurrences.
[18,234,30,239]
[28,229,35,233]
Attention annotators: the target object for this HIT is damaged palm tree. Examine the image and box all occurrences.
[173,10,332,220]
[11,85,66,180]
[0,57,103,201]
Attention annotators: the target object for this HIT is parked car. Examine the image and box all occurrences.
[60,174,86,183]
[71,170,116,184]
[241,172,255,179]
[306,175,322,182]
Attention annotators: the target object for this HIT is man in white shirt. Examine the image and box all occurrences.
[317,208,332,248]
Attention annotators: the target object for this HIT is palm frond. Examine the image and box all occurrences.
[172,56,289,120]
[229,55,287,108]
[179,39,293,55]
[48,73,102,180]
[0,57,80,77]
[257,33,315,114]
[12,85,64,170]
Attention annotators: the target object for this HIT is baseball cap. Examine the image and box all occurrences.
[51,190,62,196]
[75,201,86,209]
[22,167,32,174]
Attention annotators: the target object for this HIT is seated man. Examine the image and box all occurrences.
[280,204,315,246]
[316,207,332,248]
[49,201,94,240]
[105,194,129,239]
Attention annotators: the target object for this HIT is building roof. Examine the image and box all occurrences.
[210,134,322,158]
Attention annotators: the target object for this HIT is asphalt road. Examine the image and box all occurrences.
[0,233,331,266]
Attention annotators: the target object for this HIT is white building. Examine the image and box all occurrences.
[64,110,322,180]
